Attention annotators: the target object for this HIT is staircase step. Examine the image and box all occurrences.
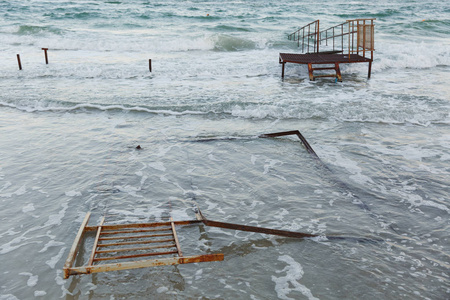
[314,74,337,78]
[311,67,336,71]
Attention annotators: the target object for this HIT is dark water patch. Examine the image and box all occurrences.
[407,19,450,35]
[16,25,63,35]
[210,24,254,32]
[337,8,402,21]
[45,10,102,20]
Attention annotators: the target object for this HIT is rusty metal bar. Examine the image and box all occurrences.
[93,250,178,262]
[63,212,91,279]
[100,227,172,235]
[98,238,175,248]
[170,218,183,257]
[88,216,105,266]
[316,20,320,53]
[17,54,22,70]
[85,219,201,232]
[67,254,224,277]
[98,233,173,241]
[96,243,176,254]
[41,48,49,64]
[197,209,316,239]
[259,130,319,159]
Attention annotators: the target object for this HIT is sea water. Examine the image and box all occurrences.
[0,1,449,299]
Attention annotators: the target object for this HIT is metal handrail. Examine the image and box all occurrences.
[289,18,375,59]
[288,20,320,53]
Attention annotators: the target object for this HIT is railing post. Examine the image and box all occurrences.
[316,20,320,53]
[302,28,305,52]
[307,25,310,52]
[17,54,22,70]
[42,48,49,64]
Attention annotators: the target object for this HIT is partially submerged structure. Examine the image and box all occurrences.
[63,207,316,279]
[63,131,320,279]
[63,130,380,279]
[279,18,375,81]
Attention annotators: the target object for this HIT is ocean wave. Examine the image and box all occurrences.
[15,25,63,36]
[0,100,207,116]
[2,91,446,126]
[375,40,450,70]
[212,34,257,51]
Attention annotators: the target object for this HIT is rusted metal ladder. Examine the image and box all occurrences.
[308,62,342,82]
[63,213,223,279]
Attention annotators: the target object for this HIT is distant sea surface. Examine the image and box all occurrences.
[0,1,449,299]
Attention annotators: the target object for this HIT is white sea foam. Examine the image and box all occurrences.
[46,247,66,269]
[44,203,68,227]
[0,295,20,300]
[19,272,38,287]
[22,203,35,213]
[38,240,65,253]
[34,291,47,297]
[148,161,166,171]
[375,41,450,71]
[272,255,319,300]
[157,287,169,293]
[65,190,81,197]
[0,184,27,198]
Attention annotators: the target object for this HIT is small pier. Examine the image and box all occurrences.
[280,19,375,81]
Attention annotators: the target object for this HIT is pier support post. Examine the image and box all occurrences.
[42,48,49,64]
[335,63,342,82]
[368,61,372,79]
[17,54,22,70]
[308,63,314,81]
[149,59,152,72]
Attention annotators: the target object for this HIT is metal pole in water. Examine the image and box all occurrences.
[17,54,22,70]
[42,48,49,64]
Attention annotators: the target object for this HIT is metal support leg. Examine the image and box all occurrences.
[308,63,314,81]
[335,63,342,82]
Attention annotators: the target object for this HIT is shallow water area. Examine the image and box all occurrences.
[1,0,449,299]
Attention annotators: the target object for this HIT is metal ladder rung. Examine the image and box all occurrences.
[314,74,337,78]
[97,238,175,247]
[98,233,173,241]
[93,250,178,262]
[312,67,336,71]
[100,227,172,235]
[95,243,176,254]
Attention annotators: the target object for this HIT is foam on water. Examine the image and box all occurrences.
[272,255,319,300]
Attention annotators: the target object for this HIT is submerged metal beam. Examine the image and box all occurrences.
[259,130,320,159]
[197,208,316,239]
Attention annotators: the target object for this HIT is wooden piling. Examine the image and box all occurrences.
[17,54,22,70]
[149,59,152,72]
[42,48,49,64]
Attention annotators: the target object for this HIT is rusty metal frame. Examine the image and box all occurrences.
[259,130,319,159]
[63,130,384,278]
[64,204,319,278]
[63,213,225,279]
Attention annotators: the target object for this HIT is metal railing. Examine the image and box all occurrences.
[288,20,320,53]
[289,18,375,59]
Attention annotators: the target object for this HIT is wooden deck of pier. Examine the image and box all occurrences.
[281,18,375,81]
[279,52,373,81]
